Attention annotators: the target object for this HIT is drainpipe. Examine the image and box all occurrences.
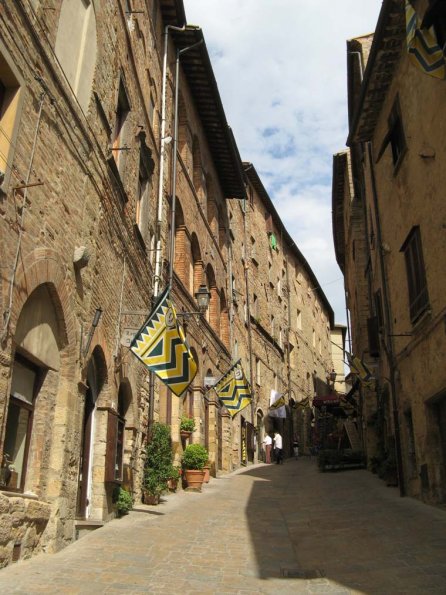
[150,24,199,436]
[153,23,187,299]
[367,141,405,497]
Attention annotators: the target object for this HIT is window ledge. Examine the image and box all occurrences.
[411,307,432,331]
[1,490,39,500]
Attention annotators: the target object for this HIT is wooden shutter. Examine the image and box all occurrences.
[106,411,125,483]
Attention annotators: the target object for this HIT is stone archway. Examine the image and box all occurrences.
[77,345,108,519]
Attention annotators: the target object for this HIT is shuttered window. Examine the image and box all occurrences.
[401,227,429,323]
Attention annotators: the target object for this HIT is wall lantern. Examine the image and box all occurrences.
[195,284,211,313]
[83,307,103,357]
[328,369,337,384]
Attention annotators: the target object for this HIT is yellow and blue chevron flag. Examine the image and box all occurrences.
[130,286,197,396]
[214,360,252,418]
[406,0,445,79]
[347,353,374,389]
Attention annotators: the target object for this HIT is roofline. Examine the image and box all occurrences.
[243,162,335,327]
[332,151,348,273]
[347,0,402,146]
[171,28,246,199]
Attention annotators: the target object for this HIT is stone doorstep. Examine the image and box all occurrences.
[74,519,104,540]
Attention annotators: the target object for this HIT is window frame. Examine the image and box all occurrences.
[0,41,25,193]
[1,353,44,493]
[112,78,131,175]
[388,97,407,172]
[400,226,430,324]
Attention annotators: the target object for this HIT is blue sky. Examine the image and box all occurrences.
[183,0,382,325]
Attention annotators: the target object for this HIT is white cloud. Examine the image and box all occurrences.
[183,0,382,324]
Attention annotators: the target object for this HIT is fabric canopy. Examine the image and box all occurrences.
[313,393,341,408]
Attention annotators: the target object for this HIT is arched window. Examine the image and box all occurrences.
[173,198,189,287]
[55,0,97,112]
[220,289,229,349]
[190,233,203,297]
[206,264,219,331]
[2,284,65,493]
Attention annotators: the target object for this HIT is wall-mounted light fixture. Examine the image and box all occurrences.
[83,308,103,357]
[327,368,337,386]
[176,284,211,322]
[195,284,211,313]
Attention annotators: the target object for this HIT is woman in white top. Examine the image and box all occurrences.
[273,432,283,464]
[262,433,273,464]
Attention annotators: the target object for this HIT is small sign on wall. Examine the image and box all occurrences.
[204,376,217,388]
[120,328,140,347]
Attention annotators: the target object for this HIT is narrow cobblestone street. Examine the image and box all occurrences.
[1,458,446,594]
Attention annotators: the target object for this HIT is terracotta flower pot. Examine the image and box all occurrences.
[180,430,192,440]
[143,491,160,505]
[184,469,205,491]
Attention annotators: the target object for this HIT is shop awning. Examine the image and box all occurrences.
[313,393,341,408]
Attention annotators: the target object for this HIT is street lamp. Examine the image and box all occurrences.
[328,369,337,385]
[195,284,211,313]
[176,285,211,322]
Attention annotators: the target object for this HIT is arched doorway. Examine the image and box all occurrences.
[77,347,107,518]
[256,409,265,462]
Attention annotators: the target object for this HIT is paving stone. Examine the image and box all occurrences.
[0,460,445,593]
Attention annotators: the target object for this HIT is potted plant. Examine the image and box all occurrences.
[182,443,208,491]
[203,460,211,483]
[112,486,133,516]
[143,422,173,504]
[180,415,196,439]
[166,465,182,492]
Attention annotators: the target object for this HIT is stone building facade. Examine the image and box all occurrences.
[229,165,335,460]
[333,0,446,504]
[0,0,336,567]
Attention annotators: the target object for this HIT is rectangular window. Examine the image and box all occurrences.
[112,80,130,174]
[296,309,302,330]
[1,356,42,492]
[148,93,155,126]
[401,226,429,323]
[388,98,406,169]
[136,164,150,242]
[0,49,23,191]
[404,410,417,478]
[251,236,258,265]
[253,294,258,319]
[374,289,384,329]
[105,410,125,483]
[256,358,261,385]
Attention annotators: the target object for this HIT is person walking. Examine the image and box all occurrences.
[293,436,299,460]
[273,431,283,464]
[262,433,273,464]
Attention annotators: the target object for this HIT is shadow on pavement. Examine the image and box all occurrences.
[131,506,165,515]
[241,457,446,592]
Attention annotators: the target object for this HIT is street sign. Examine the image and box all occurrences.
[204,376,217,388]
[120,328,139,347]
